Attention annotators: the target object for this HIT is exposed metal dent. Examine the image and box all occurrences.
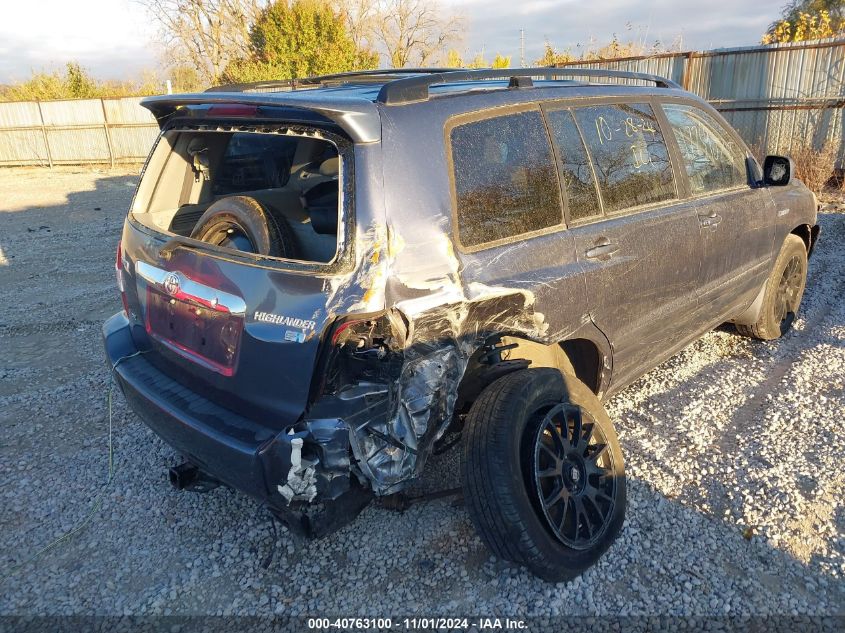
[345,346,460,493]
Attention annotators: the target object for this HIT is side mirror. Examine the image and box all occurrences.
[763,155,793,186]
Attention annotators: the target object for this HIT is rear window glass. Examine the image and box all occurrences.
[131,127,343,265]
[662,103,748,194]
[450,109,562,248]
[212,133,299,195]
[574,103,675,213]
[545,109,602,222]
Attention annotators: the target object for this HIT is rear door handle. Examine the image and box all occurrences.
[585,241,620,260]
[698,213,723,230]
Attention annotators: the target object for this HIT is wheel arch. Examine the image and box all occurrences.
[454,333,611,416]
[790,223,820,257]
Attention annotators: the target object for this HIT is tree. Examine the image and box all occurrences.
[367,0,464,67]
[0,63,162,101]
[443,50,512,69]
[445,49,463,67]
[534,42,575,66]
[65,63,99,98]
[168,65,206,92]
[763,7,845,42]
[491,53,511,68]
[139,0,266,84]
[223,0,378,82]
[535,27,683,66]
[0,63,98,101]
[767,0,845,30]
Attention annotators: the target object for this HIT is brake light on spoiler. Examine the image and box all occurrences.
[205,104,260,117]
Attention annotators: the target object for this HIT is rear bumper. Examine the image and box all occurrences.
[103,312,348,505]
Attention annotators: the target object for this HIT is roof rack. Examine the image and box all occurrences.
[206,68,458,93]
[376,67,682,105]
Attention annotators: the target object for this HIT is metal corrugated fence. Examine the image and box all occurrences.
[556,38,845,165]
[0,97,159,167]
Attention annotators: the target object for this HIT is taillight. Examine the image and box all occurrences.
[115,240,129,315]
[330,319,368,345]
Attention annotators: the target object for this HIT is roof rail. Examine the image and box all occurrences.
[376,67,682,105]
[206,68,458,93]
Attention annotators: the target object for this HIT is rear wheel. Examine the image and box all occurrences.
[461,367,625,582]
[737,234,808,340]
[191,195,295,258]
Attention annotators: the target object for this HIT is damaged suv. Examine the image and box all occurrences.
[104,68,819,581]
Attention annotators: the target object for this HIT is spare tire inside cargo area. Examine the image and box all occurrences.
[190,196,296,258]
[131,126,343,264]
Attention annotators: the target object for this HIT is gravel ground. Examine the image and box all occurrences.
[0,167,843,619]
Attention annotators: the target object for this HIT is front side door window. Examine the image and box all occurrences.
[662,103,748,195]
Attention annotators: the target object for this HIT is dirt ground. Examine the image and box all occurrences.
[0,167,843,620]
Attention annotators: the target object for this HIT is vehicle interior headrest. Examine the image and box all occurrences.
[302,180,338,235]
[319,156,340,177]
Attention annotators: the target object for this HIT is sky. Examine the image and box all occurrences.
[0,0,781,83]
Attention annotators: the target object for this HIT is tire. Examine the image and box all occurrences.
[736,234,808,340]
[190,195,295,258]
[461,367,626,582]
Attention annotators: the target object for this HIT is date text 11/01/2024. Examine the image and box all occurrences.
[307,617,528,630]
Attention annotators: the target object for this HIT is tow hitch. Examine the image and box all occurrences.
[169,462,221,493]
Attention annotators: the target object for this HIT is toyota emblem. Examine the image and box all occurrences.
[163,272,181,296]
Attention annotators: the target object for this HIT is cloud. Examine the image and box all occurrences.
[0,0,158,82]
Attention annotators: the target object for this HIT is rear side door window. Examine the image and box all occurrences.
[573,103,676,213]
[661,103,748,194]
[449,108,562,249]
[544,108,602,223]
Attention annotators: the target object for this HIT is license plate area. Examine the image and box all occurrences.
[146,288,243,376]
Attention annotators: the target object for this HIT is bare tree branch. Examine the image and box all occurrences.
[137,0,266,84]
[339,0,464,68]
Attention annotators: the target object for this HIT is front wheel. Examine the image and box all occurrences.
[461,368,626,582]
[736,234,808,340]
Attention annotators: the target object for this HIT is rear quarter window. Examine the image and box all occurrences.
[574,103,675,213]
[449,108,562,249]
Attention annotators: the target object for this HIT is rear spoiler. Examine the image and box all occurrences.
[140,93,381,144]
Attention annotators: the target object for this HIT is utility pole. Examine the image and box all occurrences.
[520,29,525,67]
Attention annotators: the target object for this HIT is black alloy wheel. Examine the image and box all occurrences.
[527,403,618,550]
[774,254,804,335]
